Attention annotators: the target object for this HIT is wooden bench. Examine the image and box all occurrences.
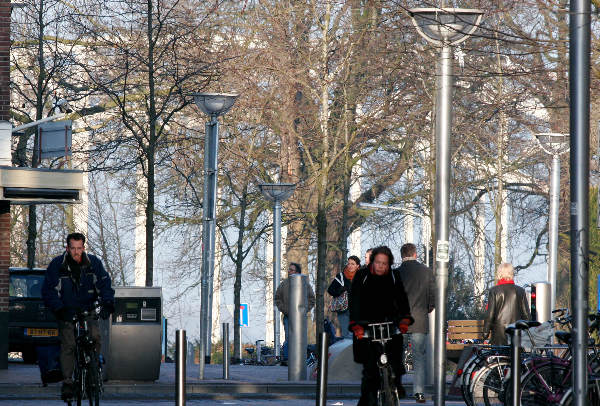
[446,320,485,363]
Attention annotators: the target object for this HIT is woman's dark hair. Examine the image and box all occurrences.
[369,246,394,269]
[348,255,360,266]
[289,262,301,273]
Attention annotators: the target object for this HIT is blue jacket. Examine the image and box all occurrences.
[42,251,115,318]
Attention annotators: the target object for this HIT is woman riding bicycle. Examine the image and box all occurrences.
[349,245,413,406]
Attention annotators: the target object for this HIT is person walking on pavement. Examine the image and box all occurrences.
[483,262,531,345]
[396,243,435,404]
[327,255,360,339]
[349,246,413,405]
[274,262,315,365]
[42,233,115,400]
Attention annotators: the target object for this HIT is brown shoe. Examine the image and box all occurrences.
[415,393,426,403]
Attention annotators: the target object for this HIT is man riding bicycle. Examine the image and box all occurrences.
[349,245,413,406]
[42,233,115,400]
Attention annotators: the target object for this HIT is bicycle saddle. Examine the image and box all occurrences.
[245,348,255,354]
[505,320,541,334]
[555,331,571,345]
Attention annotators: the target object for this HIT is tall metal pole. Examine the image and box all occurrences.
[548,154,560,313]
[199,116,219,379]
[273,199,282,358]
[434,44,453,406]
[569,0,590,404]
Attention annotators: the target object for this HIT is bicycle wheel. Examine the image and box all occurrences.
[76,367,85,406]
[461,354,487,406]
[85,352,101,406]
[378,365,396,406]
[519,363,570,405]
[470,360,510,406]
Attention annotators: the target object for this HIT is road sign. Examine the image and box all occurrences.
[240,303,249,327]
[38,120,72,159]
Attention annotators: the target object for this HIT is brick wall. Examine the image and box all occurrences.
[0,1,9,121]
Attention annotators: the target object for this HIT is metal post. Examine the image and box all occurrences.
[433,44,453,406]
[288,274,308,381]
[570,0,590,404]
[200,116,220,378]
[316,332,329,406]
[222,323,229,380]
[273,199,282,358]
[509,329,521,406]
[548,154,560,312]
[176,330,186,406]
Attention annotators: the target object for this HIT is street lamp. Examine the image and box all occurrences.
[409,7,483,405]
[192,92,238,379]
[357,202,430,267]
[535,133,569,314]
[259,182,296,359]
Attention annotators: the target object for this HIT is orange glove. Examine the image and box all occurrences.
[398,318,411,334]
[351,324,365,339]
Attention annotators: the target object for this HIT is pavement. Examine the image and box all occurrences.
[0,360,460,403]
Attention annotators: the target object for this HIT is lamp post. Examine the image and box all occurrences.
[192,92,238,379]
[357,202,430,267]
[259,182,296,359]
[409,8,482,405]
[535,133,569,314]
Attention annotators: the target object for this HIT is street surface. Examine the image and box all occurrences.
[0,400,467,405]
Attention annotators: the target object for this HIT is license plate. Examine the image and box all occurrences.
[25,328,58,337]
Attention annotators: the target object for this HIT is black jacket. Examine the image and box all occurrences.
[396,260,435,334]
[349,266,412,365]
[327,272,352,298]
[42,252,115,320]
[483,282,530,345]
[349,267,412,326]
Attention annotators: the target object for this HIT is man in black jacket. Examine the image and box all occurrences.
[42,233,115,400]
[349,246,412,405]
[483,263,530,345]
[397,243,434,403]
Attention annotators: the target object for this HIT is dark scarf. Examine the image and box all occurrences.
[66,254,82,285]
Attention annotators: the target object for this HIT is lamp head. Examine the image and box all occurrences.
[192,93,239,117]
[535,133,569,156]
[409,8,483,46]
[258,183,296,202]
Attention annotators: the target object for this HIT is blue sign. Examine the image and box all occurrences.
[240,303,249,327]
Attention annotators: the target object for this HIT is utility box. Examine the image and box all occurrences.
[531,282,551,323]
[105,287,162,381]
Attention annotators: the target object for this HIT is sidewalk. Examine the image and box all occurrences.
[0,361,453,400]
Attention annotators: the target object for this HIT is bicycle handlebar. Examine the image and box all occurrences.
[71,301,101,322]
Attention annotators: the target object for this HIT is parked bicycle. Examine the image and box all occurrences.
[363,321,403,406]
[64,303,103,406]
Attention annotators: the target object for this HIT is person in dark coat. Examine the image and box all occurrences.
[42,233,115,400]
[396,243,435,403]
[349,246,413,405]
[483,263,531,345]
[327,255,360,339]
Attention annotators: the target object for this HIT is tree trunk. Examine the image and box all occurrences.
[233,190,248,361]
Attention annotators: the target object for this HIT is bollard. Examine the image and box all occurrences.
[509,328,521,406]
[316,332,329,406]
[223,323,230,380]
[256,340,263,364]
[289,273,308,380]
[176,329,186,406]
